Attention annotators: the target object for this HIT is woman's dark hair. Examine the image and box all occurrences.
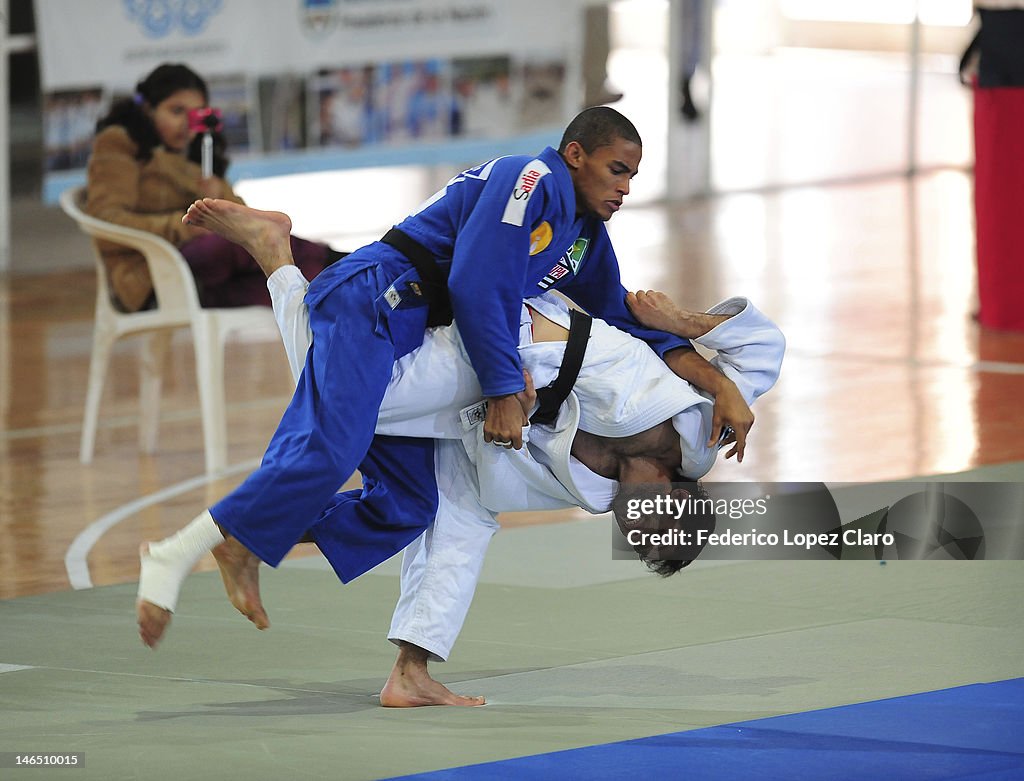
[95,63,229,177]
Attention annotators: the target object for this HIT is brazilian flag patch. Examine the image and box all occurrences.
[566,238,589,274]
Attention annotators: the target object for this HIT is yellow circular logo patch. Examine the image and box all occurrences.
[529,221,553,255]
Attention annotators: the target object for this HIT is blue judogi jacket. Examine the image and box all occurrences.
[311,146,691,398]
[397,146,690,396]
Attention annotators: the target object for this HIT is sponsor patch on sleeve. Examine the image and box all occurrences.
[566,237,589,274]
[501,159,552,227]
[529,221,553,255]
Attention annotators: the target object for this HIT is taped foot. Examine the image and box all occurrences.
[134,510,224,648]
[137,544,175,648]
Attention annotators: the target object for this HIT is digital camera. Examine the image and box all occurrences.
[187,107,223,133]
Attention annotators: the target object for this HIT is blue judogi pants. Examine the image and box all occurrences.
[210,252,439,570]
[307,434,439,582]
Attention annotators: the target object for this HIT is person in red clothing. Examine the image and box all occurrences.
[968,3,1024,331]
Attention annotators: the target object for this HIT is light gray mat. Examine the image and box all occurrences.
[2,544,1022,780]
[2,461,1021,780]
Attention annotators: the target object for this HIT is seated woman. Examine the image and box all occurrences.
[85,62,340,312]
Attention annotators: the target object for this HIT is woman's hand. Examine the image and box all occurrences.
[196,177,225,200]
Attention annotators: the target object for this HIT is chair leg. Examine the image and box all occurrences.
[139,330,172,454]
[80,324,116,464]
[193,315,228,475]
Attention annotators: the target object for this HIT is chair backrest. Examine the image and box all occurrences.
[59,186,202,316]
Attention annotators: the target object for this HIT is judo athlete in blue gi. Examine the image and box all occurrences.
[136,106,756,649]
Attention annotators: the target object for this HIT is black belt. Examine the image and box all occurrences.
[382,226,590,422]
[381,227,453,327]
[530,309,592,425]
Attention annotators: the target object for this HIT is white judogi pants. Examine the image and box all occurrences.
[270,267,500,660]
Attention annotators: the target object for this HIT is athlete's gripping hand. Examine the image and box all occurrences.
[626,290,730,340]
[663,346,756,463]
[484,370,534,450]
[709,381,754,462]
[484,394,528,449]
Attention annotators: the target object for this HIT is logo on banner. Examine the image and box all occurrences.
[300,0,340,35]
[123,0,223,38]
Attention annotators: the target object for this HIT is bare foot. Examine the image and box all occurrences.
[211,537,270,630]
[183,199,295,277]
[137,599,172,649]
[380,672,486,708]
[379,643,485,707]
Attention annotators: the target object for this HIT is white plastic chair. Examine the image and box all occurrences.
[60,186,280,475]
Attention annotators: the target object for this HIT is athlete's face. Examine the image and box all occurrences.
[148,88,206,154]
[564,136,641,221]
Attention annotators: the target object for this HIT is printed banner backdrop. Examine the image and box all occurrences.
[34,0,583,198]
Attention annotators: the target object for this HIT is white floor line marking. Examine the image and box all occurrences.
[12,664,373,695]
[451,616,876,687]
[64,459,260,590]
[0,664,35,674]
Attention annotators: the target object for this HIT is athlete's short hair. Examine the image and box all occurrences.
[612,474,715,577]
[557,106,642,154]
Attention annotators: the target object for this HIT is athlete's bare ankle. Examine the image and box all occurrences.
[395,642,431,671]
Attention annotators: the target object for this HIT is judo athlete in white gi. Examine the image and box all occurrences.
[260,266,784,706]
[136,106,757,650]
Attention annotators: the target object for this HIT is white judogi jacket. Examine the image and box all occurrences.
[463,294,785,514]
[267,266,785,659]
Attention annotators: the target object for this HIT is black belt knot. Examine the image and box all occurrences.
[381,227,591,423]
[381,227,453,327]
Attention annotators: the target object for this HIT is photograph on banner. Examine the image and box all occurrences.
[518,56,568,130]
[450,56,513,138]
[311,65,378,147]
[258,74,308,153]
[378,59,452,143]
[43,88,105,172]
[208,73,257,155]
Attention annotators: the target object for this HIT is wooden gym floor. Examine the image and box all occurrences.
[2,165,1024,600]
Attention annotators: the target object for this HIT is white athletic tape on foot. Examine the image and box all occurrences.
[137,510,224,612]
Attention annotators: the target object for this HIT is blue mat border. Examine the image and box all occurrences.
[386,678,1024,781]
